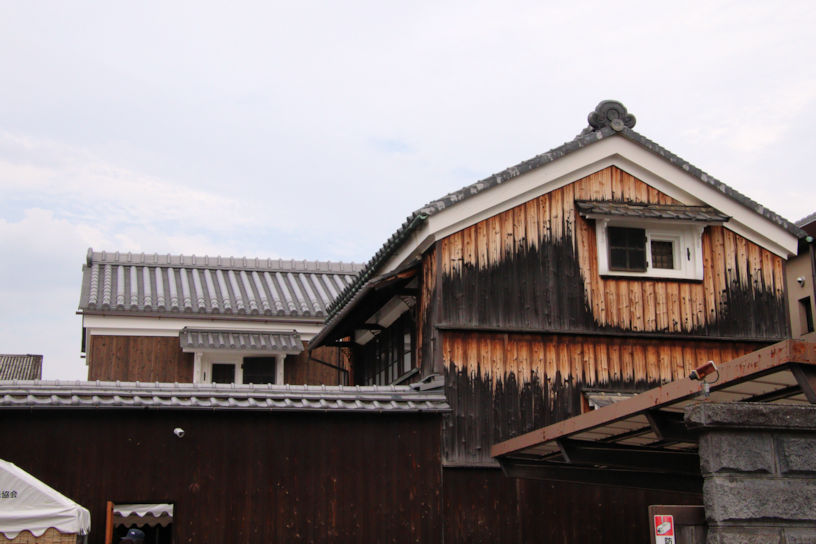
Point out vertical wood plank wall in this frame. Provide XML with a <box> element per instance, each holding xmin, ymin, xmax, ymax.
<box><xmin>87</xmin><ymin>336</ymin><xmax>194</xmax><ymax>382</ymax></box>
<box><xmin>422</xmin><ymin>166</ymin><xmax>788</xmax><ymax>464</ymax></box>
<box><xmin>435</xmin><ymin>166</ymin><xmax>787</xmax><ymax>338</ymax></box>
<box><xmin>0</xmin><ymin>410</ymin><xmax>443</xmax><ymax>544</ymax></box>
<box><xmin>441</xmin><ymin>332</ymin><xmax>757</xmax><ymax>464</ymax></box>
<box><xmin>285</xmin><ymin>345</ymin><xmax>351</xmax><ymax>385</ymax></box>
<box><xmin>89</xmin><ymin>335</ymin><xmax>349</xmax><ymax>385</ymax></box>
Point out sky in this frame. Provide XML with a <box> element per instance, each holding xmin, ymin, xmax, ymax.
<box><xmin>1</xmin><ymin>1</ymin><xmax>815</xmax><ymax>380</ymax></box>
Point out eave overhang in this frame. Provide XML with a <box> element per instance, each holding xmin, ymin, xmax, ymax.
<box><xmin>310</xmin><ymin>261</ymin><xmax>419</xmax><ymax>349</ymax></box>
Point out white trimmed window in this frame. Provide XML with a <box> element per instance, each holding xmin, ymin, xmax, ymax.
<box><xmin>594</xmin><ymin>218</ymin><xmax>705</xmax><ymax>280</ymax></box>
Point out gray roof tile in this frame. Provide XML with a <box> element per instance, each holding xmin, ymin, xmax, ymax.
<box><xmin>179</xmin><ymin>328</ymin><xmax>303</xmax><ymax>354</ymax></box>
<box><xmin>0</xmin><ymin>381</ymin><xmax>450</xmax><ymax>413</ymax></box>
<box><xmin>80</xmin><ymin>249</ymin><xmax>364</xmax><ymax>320</ymax></box>
<box><xmin>0</xmin><ymin>355</ymin><xmax>43</xmax><ymax>380</ymax></box>
<box><xmin>574</xmin><ymin>200</ymin><xmax>730</xmax><ymax>222</ymax></box>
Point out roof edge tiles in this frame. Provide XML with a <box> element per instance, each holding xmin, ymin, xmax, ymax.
<box><xmin>179</xmin><ymin>328</ymin><xmax>303</xmax><ymax>354</ymax></box>
<box><xmin>0</xmin><ymin>381</ymin><xmax>451</xmax><ymax>413</ymax></box>
<box><xmin>323</xmin><ymin>100</ymin><xmax>806</xmax><ymax>322</ymax></box>
<box><xmin>86</xmin><ymin>248</ymin><xmax>364</xmax><ymax>274</ymax></box>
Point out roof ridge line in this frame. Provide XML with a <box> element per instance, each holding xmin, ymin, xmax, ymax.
<box><xmin>85</xmin><ymin>248</ymin><xmax>364</xmax><ymax>274</ymax></box>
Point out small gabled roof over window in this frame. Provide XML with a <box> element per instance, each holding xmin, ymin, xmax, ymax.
<box><xmin>179</xmin><ymin>328</ymin><xmax>303</xmax><ymax>354</ymax></box>
<box><xmin>575</xmin><ymin>200</ymin><xmax>730</xmax><ymax>223</ymax></box>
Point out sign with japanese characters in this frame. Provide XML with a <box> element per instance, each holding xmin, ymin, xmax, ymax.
<box><xmin>653</xmin><ymin>514</ymin><xmax>675</xmax><ymax>544</ymax></box>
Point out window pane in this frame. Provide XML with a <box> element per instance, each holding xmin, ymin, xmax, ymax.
<box><xmin>243</xmin><ymin>357</ymin><xmax>277</xmax><ymax>384</ymax></box>
<box><xmin>651</xmin><ymin>240</ymin><xmax>674</xmax><ymax>269</ymax></box>
<box><xmin>608</xmin><ymin>227</ymin><xmax>646</xmax><ymax>271</ymax></box>
<box><xmin>211</xmin><ymin>364</ymin><xmax>235</xmax><ymax>384</ymax></box>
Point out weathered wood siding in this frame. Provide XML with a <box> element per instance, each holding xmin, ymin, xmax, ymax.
<box><xmin>87</xmin><ymin>335</ymin><xmax>194</xmax><ymax>382</ymax></box>
<box><xmin>0</xmin><ymin>410</ymin><xmax>443</xmax><ymax>544</ymax></box>
<box><xmin>285</xmin><ymin>344</ymin><xmax>351</xmax><ymax>385</ymax></box>
<box><xmin>419</xmin><ymin>165</ymin><xmax>787</xmax><ymax>464</ymax></box>
<box><xmin>443</xmin><ymin>467</ymin><xmax>702</xmax><ymax>543</ymax></box>
<box><xmin>442</xmin><ymin>332</ymin><xmax>757</xmax><ymax>464</ymax></box>
<box><xmin>436</xmin><ymin>166</ymin><xmax>787</xmax><ymax>339</ymax></box>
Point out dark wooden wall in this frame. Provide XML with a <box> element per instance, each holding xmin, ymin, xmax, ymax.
<box><xmin>443</xmin><ymin>467</ymin><xmax>702</xmax><ymax>543</ymax></box>
<box><xmin>87</xmin><ymin>336</ymin><xmax>194</xmax><ymax>382</ymax></box>
<box><xmin>442</xmin><ymin>332</ymin><xmax>757</xmax><ymax>464</ymax></box>
<box><xmin>88</xmin><ymin>336</ymin><xmax>349</xmax><ymax>385</ymax></box>
<box><xmin>285</xmin><ymin>344</ymin><xmax>351</xmax><ymax>385</ymax></box>
<box><xmin>0</xmin><ymin>410</ymin><xmax>443</xmax><ymax>544</ymax></box>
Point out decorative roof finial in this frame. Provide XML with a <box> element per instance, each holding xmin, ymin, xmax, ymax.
<box><xmin>587</xmin><ymin>100</ymin><xmax>636</xmax><ymax>132</ymax></box>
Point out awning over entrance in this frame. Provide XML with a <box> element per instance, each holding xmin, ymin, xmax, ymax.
<box><xmin>491</xmin><ymin>339</ymin><xmax>816</xmax><ymax>492</ymax></box>
<box><xmin>113</xmin><ymin>503</ymin><xmax>174</xmax><ymax>528</ymax></box>
<box><xmin>180</xmin><ymin>328</ymin><xmax>303</xmax><ymax>354</ymax></box>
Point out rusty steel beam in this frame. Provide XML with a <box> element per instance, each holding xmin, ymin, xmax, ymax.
<box><xmin>791</xmin><ymin>364</ymin><xmax>816</xmax><ymax>403</ymax></box>
<box><xmin>491</xmin><ymin>339</ymin><xmax>816</xmax><ymax>458</ymax></box>
<box><xmin>646</xmin><ymin>410</ymin><xmax>694</xmax><ymax>442</ymax></box>
<box><xmin>556</xmin><ymin>438</ymin><xmax>700</xmax><ymax>474</ymax></box>
<box><xmin>499</xmin><ymin>459</ymin><xmax>703</xmax><ymax>493</ymax></box>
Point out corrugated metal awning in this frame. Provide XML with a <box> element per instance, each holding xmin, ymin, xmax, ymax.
<box><xmin>179</xmin><ymin>328</ymin><xmax>303</xmax><ymax>354</ymax></box>
<box><xmin>491</xmin><ymin>339</ymin><xmax>816</xmax><ymax>492</ymax></box>
<box><xmin>575</xmin><ymin>200</ymin><xmax>730</xmax><ymax>222</ymax></box>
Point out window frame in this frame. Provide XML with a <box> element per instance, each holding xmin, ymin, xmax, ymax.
<box><xmin>594</xmin><ymin>218</ymin><xmax>705</xmax><ymax>280</ymax></box>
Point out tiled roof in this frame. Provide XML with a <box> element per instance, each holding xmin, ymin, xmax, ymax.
<box><xmin>796</xmin><ymin>211</ymin><xmax>816</xmax><ymax>232</ymax></box>
<box><xmin>0</xmin><ymin>381</ymin><xmax>450</xmax><ymax>413</ymax></box>
<box><xmin>325</xmin><ymin>101</ymin><xmax>806</xmax><ymax>321</ymax></box>
<box><xmin>180</xmin><ymin>328</ymin><xmax>303</xmax><ymax>354</ymax></box>
<box><xmin>79</xmin><ymin>249</ymin><xmax>364</xmax><ymax>319</ymax></box>
<box><xmin>574</xmin><ymin>200</ymin><xmax>730</xmax><ymax>222</ymax></box>
<box><xmin>0</xmin><ymin>355</ymin><xmax>43</xmax><ymax>380</ymax></box>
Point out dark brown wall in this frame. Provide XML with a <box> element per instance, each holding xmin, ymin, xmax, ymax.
<box><xmin>87</xmin><ymin>335</ymin><xmax>194</xmax><ymax>382</ymax></box>
<box><xmin>285</xmin><ymin>345</ymin><xmax>351</xmax><ymax>385</ymax></box>
<box><xmin>442</xmin><ymin>332</ymin><xmax>758</xmax><ymax>464</ymax></box>
<box><xmin>443</xmin><ymin>467</ymin><xmax>702</xmax><ymax>543</ymax></box>
<box><xmin>0</xmin><ymin>409</ymin><xmax>443</xmax><ymax>544</ymax></box>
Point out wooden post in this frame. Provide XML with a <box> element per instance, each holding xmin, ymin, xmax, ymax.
<box><xmin>105</xmin><ymin>501</ymin><xmax>114</xmax><ymax>544</ymax></box>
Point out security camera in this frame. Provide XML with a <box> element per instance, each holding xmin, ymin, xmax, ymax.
<box><xmin>797</xmin><ymin>276</ymin><xmax>806</xmax><ymax>287</ymax></box>
<box><xmin>689</xmin><ymin>361</ymin><xmax>718</xmax><ymax>381</ymax></box>
<box><xmin>173</xmin><ymin>427</ymin><xmax>185</xmax><ymax>438</ymax></box>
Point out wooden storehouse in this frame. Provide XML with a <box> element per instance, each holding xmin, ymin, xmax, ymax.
<box><xmin>78</xmin><ymin>250</ymin><xmax>362</xmax><ymax>385</ymax></box>
<box><xmin>309</xmin><ymin>100</ymin><xmax>806</xmax><ymax>538</ymax></box>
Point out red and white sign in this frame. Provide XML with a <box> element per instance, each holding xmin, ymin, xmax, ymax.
<box><xmin>653</xmin><ymin>514</ymin><xmax>674</xmax><ymax>544</ymax></box>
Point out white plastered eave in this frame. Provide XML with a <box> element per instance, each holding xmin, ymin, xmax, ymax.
<box><xmin>380</xmin><ymin>136</ymin><xmax>798</xmax><ymax>275</ymax></box>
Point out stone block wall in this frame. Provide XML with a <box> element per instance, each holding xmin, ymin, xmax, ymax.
<box><xmin>686</xmin><ymin>402</ymin><xmax>816</xmax><ymax>544</ymax></box>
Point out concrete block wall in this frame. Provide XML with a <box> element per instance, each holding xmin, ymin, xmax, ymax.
<box><xmin>686</xmin><ymin>403</ymin><xmax>816</xmax><ymax>544</ymax></box>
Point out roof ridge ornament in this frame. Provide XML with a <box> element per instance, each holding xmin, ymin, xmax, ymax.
<box><xmin>587</xmin><ymin>100</ymin><xmax>636</xmax><ymax>131</ymax></box>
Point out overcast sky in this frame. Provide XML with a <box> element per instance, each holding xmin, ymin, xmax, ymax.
<box><xmin>2</xmin><ymin>1</ymin><xmax>815</xmax><ymax>380</ymax></box>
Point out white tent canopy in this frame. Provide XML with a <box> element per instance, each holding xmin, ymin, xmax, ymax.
<box><xmin>0</xmin><ymin>459</ymin><xmax>90</xmax><ymax>539</ymax></box>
